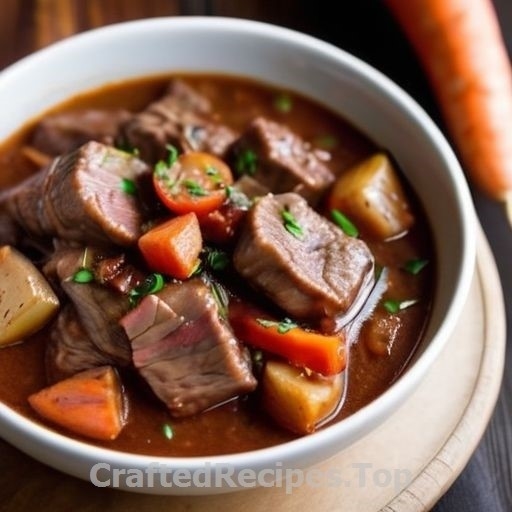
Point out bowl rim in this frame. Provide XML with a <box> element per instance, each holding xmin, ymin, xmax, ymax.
<box><xmin>0</xmin><ymin>15</ymin><xmax>477</xmax><ymax>482</ymax></box>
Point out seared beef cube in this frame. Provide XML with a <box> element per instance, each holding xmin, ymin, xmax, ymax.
<box><xmin>233</xmin><ymin>193</ymin><xmax>375</xmax><ymax>325</ymax></box>
<box><xmin>120</xmin><ymin>279</ymin><xmax>257</xmax><ymax>417</ymax></box>
<box><xmin>94</xmin><ymin>254</ymin><xmax>144</xmax><ymax>294</ymax></box>
<box><xmin>31</xmin><ymin>109</ymin><xmax>131</xmax><ymax>156</ymax></box>
<box><xmin>119</xmin><ymin>79</ymin><xmax>237</xmax><ymax>163</ymax></box>
<box><xmin>228</xmin><ymin>117</ymin><xmax>335</xmax><ymax>203</ymax></box>
<box><xmin>46</xmin><ymin>306</ymin><xmax>117</xmax><ymax>382</ymax></box>
<box><xmin>2</xmin><ymin>141</ymin><xmax>149</xmax><ymax>247</ymax></box>
<box><xmin>44</xmin><ymin>248</ymin><xmax>132</xmax><ymax>366</ymax></box>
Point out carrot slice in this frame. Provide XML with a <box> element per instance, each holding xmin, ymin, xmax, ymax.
<box><xmin>138</xmin><ymin>212</ymin><xmax>202</xmax><ymax>279</ymax></box>
<box><xmin>229</xmin><ymin>304</ymin><xmax>346</xmax><ymax>376</ymax></box>
<box><xmin>28</xmin><ymin>366</ymin><xmax>126</xmax><ymax>441</ymax></box>
<box><xmin>385</xmin><ymin>0</ymin><xmax>512</xmax><ymax>217</ymax></box>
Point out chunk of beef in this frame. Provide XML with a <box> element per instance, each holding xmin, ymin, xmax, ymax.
<box><xmin>227</xmin><ymin>117</ymin><xmax>335</xmax><ymax>203</ymax></box>
<box><xmin>46</xmin><ymin>306</ymin><xmax>116</xmax><ymax>382</ymax></box>
<box><xmin>119</xmin><ymin>79</ymin><xmax>237</xmax><ymax>163</ymax></box>
<box><xmin>120</xmin><ymin>279</ymin><xmax>257</xmax><ymax>417</ymax></box>
<box><xmin>0</xmin><ymin>207</ymin><xmax>21</xmax><ymax>247</ymax></box>
<box><xmin>233</xmin><ymin>193</ymin><xmax>375</xmax><ymax>325</ymax></box>
<box><xmin>94</xmin><ymin>254</ymin><xmax>144</xmax><ymax>294</ymax></box>
<box><xmin>1</xmin><ymin>141</ymin><xmax>149</xmax><ymax>247</ymax></box>
<box><xmin>31</xmin><ymin>109</ymin><xmax>132</xmax><ymax>156</ymax></box>
<box><xmin>44</xmin><ymin>248</ymin><xmax>132</xmax><ymax>366</ymax></box>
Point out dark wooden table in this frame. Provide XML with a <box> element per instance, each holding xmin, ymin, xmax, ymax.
<box><xmin>0</xmin><ymin>1</ymin><xmax>510</xmax><ymax>510</ymax></box>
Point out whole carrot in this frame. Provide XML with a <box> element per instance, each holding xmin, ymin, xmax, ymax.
<box><xmin>385</xmin><ymin>0</ymin><xmax>512</xmax><ymax>220</ymax></box>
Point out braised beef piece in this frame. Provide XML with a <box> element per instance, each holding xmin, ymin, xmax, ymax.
<box><xmin>45</xmin><ymin>306</ymin><xmax>117</xmax><ymax>382</ymax></box>
<box><xmin>31</xmin><ymin>109</ymin><xmax>132</xmax><ymax>156</ymax></box>
<box><xmin>1</xmin><ymin>141</ymin><xmax>149</xmax><ymax>247</ymax></box>
<box><xmin>44</xmin><ymin>248</ymin><xmax>132</xmax><ymax>367</ymax></box>
<box><xmin>118</xmin><ymin>79</ymin><xmax>237</xmax><ymax>163</ymax></box>
<box><xmin>95</xmin><ymin>254</ymin><xmax>144</xmax><ymax>294</ymax></box>
<box><xmin>227</xmin><ymin>117</ymin><xmax>335</xmax><ymax>204</ymax></box>
<box><xmin>120</xmin><ymin>278</ymin><xmax>257</xmax><ymax>417</ymax></box>
<box><xmin>0</xmin><ymin>207</ymin><xmax>21</xmax><ymax>247</ymax></box>
<box><xmin>233</xmin><ymin>193</ymin><xmax>375</xmax><ymax>326</ymax></box>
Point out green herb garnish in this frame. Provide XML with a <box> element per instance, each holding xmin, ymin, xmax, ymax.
<box><xmin>313</xmin><ymin>134</ymin><xmax>338</xmax><ymax>150</ymax></box>
<box><xmin>235</xmin><ymin>149</ymin><xmax>258</xmax><ymax>176</ymax></box>
<box><xmin>72</xmin><ymin>268</ymin><xmax>94</xmax><ymax>284</ymax></box>
<box><xmin>164</xmin><ymin>144</ymin><xmax>178</xmax><ymax>167</ymax></box>
<box><xmin>183</xmin><ymin>180</ymin><xmax>208</xmax><ymax>197</ymax></box>
<box><xmin>281</xmin><ymin>207</ymin><xmax>304</xmax><ymax>239</ymax></box>
<box><xmin>162</xmin><ymin>423</ymin><xmax>173</xmax><ymax>440</ymax></box>
<box><xmin>206</xmin><ymin>248</ymin><xmax>229</xmax><ymax>271</ymax></box>
<box><xmin>273</xmin><ymin>93</ymin><xmax>293</xmax><ymax>113</ymax></box>
<box><xmin>403</xmin><ymin>258</ymin><xmax>428</xmax><ymax>275</ymax></box>
<box><xmin>154</xmin><ymin>144</ymin><xmax>179</xmax><ymax>179</ymax></box>
<box><xmin>331</xmin><ymin>209</ymin><xmax>359</xmax><ymax>237</ymax></box>
<box><xmin>210</xmin><ymin>281</ymin><xmax>229</xmax><ymax>319</ymax></box>
<box><xmin>120</xmin><ymin>177</ymin><xmax>137</xmax><ymax>196</ymax></box>
<box><xmin>205</xmin><ymin>165</ymin><xmax>222</xmax><ymax>184</ymax></box>
<box><xmin>128</xmin><ymin>273</ymin><xmax>165</xmax><ymax>306</ymax></box>
<box><xmin>256</xmin><ymin>317</ymin><xmax>298</xmax><ymax>334</ymax></box>
<box><xmin>383</xmin><ymin>299</ymin><xmax>419</xmax><ymax>314</ymax></box>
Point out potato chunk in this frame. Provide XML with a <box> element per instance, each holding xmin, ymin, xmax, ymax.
<box><xmin>327</xmin><ymin>152</ymin><xmax>415</xmax><ymax>240</ymax></box>
<box><xmin>262</xmin><ymin>360</ymin><xmax>344</xmax><ymax>434</ymax></box>
<box><xmin>0</xmin><ymin>245</ymin><xmax>59</xmax><ymax>346</ymax></box>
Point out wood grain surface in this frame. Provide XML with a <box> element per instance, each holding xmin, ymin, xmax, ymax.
<box><xmin>0</xmin><ymin>1</ymin><xmax>511</xmax><ymax>511</ymax></box>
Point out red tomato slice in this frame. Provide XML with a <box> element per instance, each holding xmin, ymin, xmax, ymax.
<box><xmin>153</xmin><ymin>151</ymin><xmax>233</xmax><ymax>216</ymax></box>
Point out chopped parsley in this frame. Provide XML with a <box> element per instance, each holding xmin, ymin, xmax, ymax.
<box><xmin>273</xmin><ymin>92</ymin><xmax>293</xmax><ymax>113</ymax></box>
<box><xmin>281</xmin><ymin>207</ymin><xmax>304</xmax><ymax>239</ymax></box>
<box><xmin>257</xmin><ymin>317</ymin><xmax>298</xmax><ymax>334</ymax></box>
<box><xmin>383</xmin><ymin>299</ymin><xmax>419</xmax><ymax>314</ymax></box>
<box><xmin>210</xmin><ymin>281</ymin><xmax>229</xmax><ymax>319</ymax></box>
<box><xmin>154</xmin><ymin>144</ymin><xmax>179</xmax><ymax>179</ymax></box>
<box><xmin>183</xmin><ymin>179</ymin><xmax>208</xmax><ymax>197</ymax></box>
<box><xmin>331</xmin><ymin>209</ymin><xmax>359</xmax><ymax>237</ymax></box>
<box><xmin>403</xmin><ymin>258</ymin><xmax>429</xmax><ymax>275</ymax></box>
<box><xmin>206</xmin><ymin>248</ymin><xmax>229</xmax><ymax>271</ymax></box>
<box><xmin>128</xmin><ymin>273</ymin><xmax>165</xmax><ymax>307</ymax></box>
<box><xmin>162</xmin><ymin>423</ymin><xmax>173</xmax><ymax>440</ymax></box>
<box><xmin>205</xmin><ymin>165</ymin><xmax>222</xmax><ymax>184</ymax></box>
<box><xmin>72</xmin><ymin>268</ymin><xmax>94</xmax><ymax>284</ymax></box>
<box><xmin>120</xmin><ymin>177</ymin><xmax>137</xmax><ymax>196</ymax></box>
<box><xmin>235</xmin><ymin>149</ymin><xmax>258</xmax><ymax>176</ymax></box>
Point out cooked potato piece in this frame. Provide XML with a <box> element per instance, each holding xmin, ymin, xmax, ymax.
<box><xmin>262</xmin><ymin>360</ymin><xmax>344</xmax><ymax>434</ymax></box>
<box><xmin>0</xmin><ymin>245</ymin><xmax>60</xmax><ymax>346</ymax></box>
<box><xmin>327</xmin><ymin>152</ymin><xmax>415</xmax><ymax>240</ymax></box>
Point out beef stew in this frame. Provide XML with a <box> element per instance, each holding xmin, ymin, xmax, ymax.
<box><xmin>0</xmin><ymin>74</ymin><xmax>435</xmax><ymax>456</ymax></box>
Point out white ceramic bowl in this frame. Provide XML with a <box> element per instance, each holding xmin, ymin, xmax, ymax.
<box><xmin>0</xmin><ymin>17</ymin><xmax>476</xmax><ymax>495</ymax></box>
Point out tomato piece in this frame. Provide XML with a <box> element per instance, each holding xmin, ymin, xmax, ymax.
<box><xmin>153</xmin><ymin>151</ymin><xmax>233</xmax><ymax>216</ymax></box>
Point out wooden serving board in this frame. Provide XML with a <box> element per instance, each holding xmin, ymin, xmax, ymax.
<box><xmin>0</xmin><ymin>224</ymin><xmax>505</xmax><ymax>512</ymax></box>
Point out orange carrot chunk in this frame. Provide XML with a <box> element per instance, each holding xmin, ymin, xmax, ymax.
<box><xmin>138</xmin><ymin>212</ymin><xmax>202</xmax><ymax>279</ymax></box>
<box><xmin>386</xmin><ymin>0</ymin><xmax>512</xmax><ymax>212</ymax></box>
<box><xmin>229</xmin><ymin>304</ymin><xmax>346</xmax><ymax>376</ymax></box>
<box><xmin>28</xmin><ymin>366</ymin><xmax>126</xmax><ymax>441</ymax></box>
